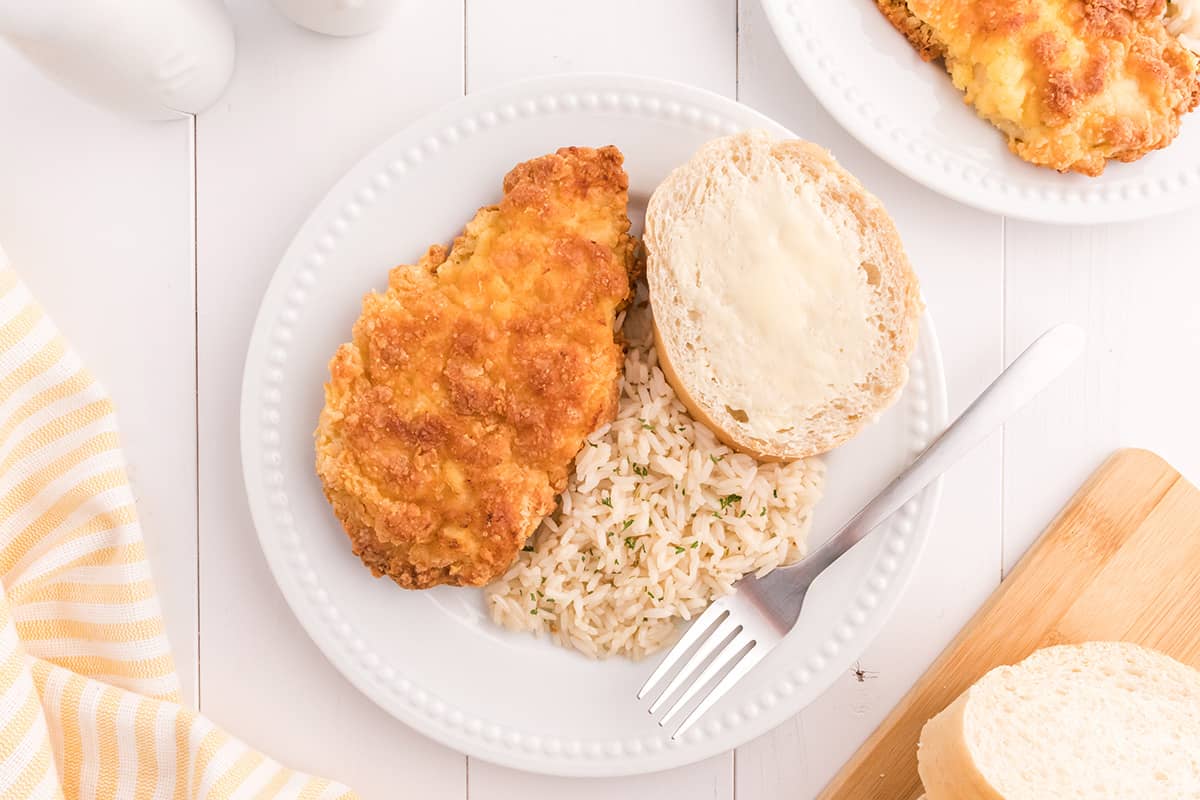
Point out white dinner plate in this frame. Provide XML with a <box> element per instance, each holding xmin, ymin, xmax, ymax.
<box><xmin>241</xmin><ymin>73</ymin><xmax>947</xmax><ymax>776</ymax></box>
<box><xmin>761</xmin><ymin>0</ymin><xmax>1200</xmax><ymax>223</ymax></box>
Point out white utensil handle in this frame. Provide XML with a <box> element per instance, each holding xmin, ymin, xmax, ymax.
<box><xmin>806</xmin><ymin>324</ymin><xmax>1086</xmax><ymax>575</ymax></box>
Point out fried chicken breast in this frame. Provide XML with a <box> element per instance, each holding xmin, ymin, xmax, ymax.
<box><xmin>316</xmin><ymin>146</ymin><xmax>638</xmax><ymax>589</ymax></box>
<box><xmin>877</xmin><ymin>0</ymin><xmax>1200</xmax><ymax>175</ymax></box>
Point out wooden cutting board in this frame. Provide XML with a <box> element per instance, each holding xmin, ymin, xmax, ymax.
<box><xmin>819</xmin><ymin>448</ymin><xmax>1200</xmax><ymax>800</ymax></box>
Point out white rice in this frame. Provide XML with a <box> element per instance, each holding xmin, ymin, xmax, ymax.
<box><xmin>485</xmin><ymin>301</ymin><xmax>825</xmax><ymax>660</ymax></box>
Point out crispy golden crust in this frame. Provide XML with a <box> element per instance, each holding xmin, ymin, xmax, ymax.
<box><xmin>878</xmin><ymin>0</ymin><xmax>1200</xmax><ymax>175</ymax></box>
<box><xmin>875</xmin><ymin>0</ymin><xmax>946</xmax><ymax>61</ymax></box>
<box><xmin>315</xmin><ymin>146</ymin><xmax>638</xmax><ymax>589</ymax></box>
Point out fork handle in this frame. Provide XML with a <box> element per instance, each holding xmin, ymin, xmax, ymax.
<box><xmin>800</xmin><ymin>323</ymin><xmax>1086</xmax><ymax>577</ymax></box>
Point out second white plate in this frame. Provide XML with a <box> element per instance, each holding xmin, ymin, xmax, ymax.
<box><xmin>240</xmin><ymin>74</ymin><xmax>947</xmax><ymax>776</ymax></box>
<box><xmin>761</xmin><ymin>0</ymin><xmax>1200</xmax><ymax>223</ymax></box>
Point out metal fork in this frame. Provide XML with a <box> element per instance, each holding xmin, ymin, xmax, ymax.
<box><xmin>638</xmin><ymin>324</ymin><xmax>1086</xmax><ymax>738</ymax></box>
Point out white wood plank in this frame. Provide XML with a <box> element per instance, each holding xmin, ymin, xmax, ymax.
<box><xmin>194</xmin><ymin>2</ymin><xmax>466</xmax><ymax>796</ymax></box>
<box><xmin>1003</xmin><ymin>211</ymin><xmax>1200</xmax><ymax>573</ymax></box>
<box><xmin>0</xmin><ymin>44</ymin><xmax>198</xmax><ymax>701</ymax></box>
<box><xmin>469</xmin><ymin>757</ymin><xmax>734</xmax><ymax>800</ymax></box>
<box><xmin>735</xmin><ymin>3</ymin><xmax>1005</xmax><ymax>797</ymax></box>
<box><xmin>466</xmin><ymin>0</ymin><xmax>737</xmax><ymax>95</ymax></box>
<box><xmin>464</xmin><ymin>1</ymin><xmax>737</xmax><ymax>797</ymax></box>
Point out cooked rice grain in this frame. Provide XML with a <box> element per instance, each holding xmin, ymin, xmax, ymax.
<box><xmin>485</xmin><ymin>305</ymin><xmax>824</xmax><ymax>659</ymax></box>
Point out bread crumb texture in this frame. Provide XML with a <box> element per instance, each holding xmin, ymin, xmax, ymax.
<box><xmin>878</xmin><ymin>0</ymin><xmax>1200</xmax><ymax>174</ymax></box>
<box><xmin>918</xmin><ymin>641</ymin><xmax>1200</xmax><ymax>799</ymax></box>
<box><xmin>315</xmin><ymin>146</ymin><xmax>639</xmax><ymax>589</ymax></box>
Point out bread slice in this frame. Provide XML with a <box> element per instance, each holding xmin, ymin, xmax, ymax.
<box><xmin>918</xmin><ymin>642</ymin><xmax>1200</xmax><ymax>800</ymax></box>
<box><xmin>644</xmin><ymin>131</ymin><xmax>922</xmax><ymax>461</ymax></box>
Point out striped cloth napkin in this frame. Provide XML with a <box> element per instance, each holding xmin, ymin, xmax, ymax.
<box><xmin>0</xmin><ymin>247</ymin><xmax>357</xmax><ymax>800</ymax></box>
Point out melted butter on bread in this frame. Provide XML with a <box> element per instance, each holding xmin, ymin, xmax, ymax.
<box><xmin>645</xmin><ymin>131</ymin><xmax>922</xmax><ymax>461</ymax></box>
<box><xmin>664</xmin><ymin>158</ymin><xmax>874</xmax><ymax>439</ymax></box>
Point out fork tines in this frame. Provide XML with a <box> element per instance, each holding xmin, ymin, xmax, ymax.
<box><xmin>637</xmin><ymin>600</ymin><xmax>767</xmax><ymax>739</ymax></box>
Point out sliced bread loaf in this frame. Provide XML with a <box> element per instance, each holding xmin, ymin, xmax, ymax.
<box><xmin>644</xmin><ymin>131</ymin><xmax>921</xmax><ymax>460</ymax></box>
<box><xmin>918</xmin><ymin>641</ymin><xmax>1200</xmax><ymax>799</ymax></box>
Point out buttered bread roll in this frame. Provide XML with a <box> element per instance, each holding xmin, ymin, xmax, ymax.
<box><xmin>644</xmin><ymin>131</ymin><xmax>922</xmax><ymax>460</ymax></box>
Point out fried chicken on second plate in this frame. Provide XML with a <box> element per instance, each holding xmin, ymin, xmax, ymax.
<box><xmin>316</xmin><ymin>146</ymin><xmax>638</xmax><ymax>589</ymax></box>
<box><xmin>879</xmin><ymin>0</ymin><xmax>1200</xmax><ymax>175</ymax></box>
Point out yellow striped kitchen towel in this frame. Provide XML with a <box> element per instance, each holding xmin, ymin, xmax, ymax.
<box><xmin>0</xmin><ymin>246</ymin><xmax>357</xmax><ymax>800</ymax></box>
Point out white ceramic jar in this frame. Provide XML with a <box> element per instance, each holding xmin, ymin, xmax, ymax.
<box><xmin>271</xmin><ymin>0</ymin><xmax>401</xmax><ymax>37</ymax></box>
<box><xmin>0</xmin><ymin>0</ymin><xmax>235</xmax><ymax>120</ymax></box>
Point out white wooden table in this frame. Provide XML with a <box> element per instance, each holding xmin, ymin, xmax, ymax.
<box><xmin>2</xmin><ymin>2</ymin><xmax>1198</xmax><ymax>797</ymax></box>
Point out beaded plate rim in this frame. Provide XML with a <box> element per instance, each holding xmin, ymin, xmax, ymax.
<box><xmin>240</xmin><ymin>73</ymin><xmax>948</xmax><ymax>776</ymax></box>
<box><xmin>760</xmin><ymin>0</ymin><xmax>1200</xmax><ymax>223</ymax></box>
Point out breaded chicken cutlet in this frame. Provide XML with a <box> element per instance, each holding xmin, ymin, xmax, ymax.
<box><xmin>316</xmin><ymin>146</ymin><xmax>639</xmax><ymax>589</ymax></box>
<box><xmin>876</xmin><ymin>0</ymin><xmax>1200</xmax><ymax>175</ymax></box>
